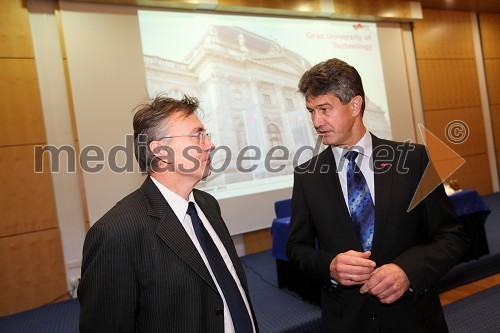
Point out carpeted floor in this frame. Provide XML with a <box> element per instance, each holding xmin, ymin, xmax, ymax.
<box><xmin>0</xmin><ymin>299</ymin><xmax>79</xmax><ymax>333</ymax></box>
<box><xmin>241</xmin><ymin>253</ymin><xmax>321</xmax><ymax>333</ymax></box>
<box><xmin>444</xmin><ymin>284</ymin><xmax>500</xmax><ymax>333</ymax></box>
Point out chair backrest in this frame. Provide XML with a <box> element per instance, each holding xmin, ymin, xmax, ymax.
<box><xmin>274</xmin><ymin>198</ymin><xmax>292</xmax><ymax>218</ymax></box>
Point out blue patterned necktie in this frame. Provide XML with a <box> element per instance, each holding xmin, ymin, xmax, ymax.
<box><xmin>345</xmin><ymin>151</ymin><xmax>375</xmax><ymax>251</ymax></box>
<box><xmin>187</xmin><ymin>202</ymin><xmax>253</xmax><ymax>333</ymax></box>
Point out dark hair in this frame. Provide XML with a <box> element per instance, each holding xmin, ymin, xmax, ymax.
<box><xmin>298</xmin><ymin>58</ymin><xmax>365</xmax><ymax>115</ymax></box>
<box><xmin>133</xmin><ymin>94</ymin><xmax>199</xmax><ymax>173</ymax></box>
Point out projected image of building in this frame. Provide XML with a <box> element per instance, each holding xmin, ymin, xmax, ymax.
<box><xmin>143</xmin><ymin>25</ymin><xmax>391</xmax><ymax>192</ymax></box>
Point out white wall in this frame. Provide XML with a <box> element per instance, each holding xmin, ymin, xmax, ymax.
<box><xmin>27</xmin><ymin>0</ymin><xmax>87</xmax><ymax>290</ymax></box>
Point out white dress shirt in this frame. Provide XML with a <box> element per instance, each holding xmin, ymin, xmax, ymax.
<box><xmin>151</xmin><ymin>177</ymin><xmax>255</xmax><ymax>333</ymax></box>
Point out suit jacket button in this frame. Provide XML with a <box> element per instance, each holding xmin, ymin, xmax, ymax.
<box><xmin>216</xmin><ymin>309</ymin><xmax>223</xmax><ymax>317</ymax></box>
<box><xmin>369</xmin><ymin>313</ymin><xmax>377</xmax><ymax>320</ymax></box>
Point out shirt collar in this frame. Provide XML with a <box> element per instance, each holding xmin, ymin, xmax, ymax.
<box><xmin>331</xmin><ymin>130</ymin><xmax>373</xmax><ymax>168</ymax></box>
<box><xmin>150</xmin><ymin>176</ymin><xmax>195</xmax><ymax>222</ymax></box>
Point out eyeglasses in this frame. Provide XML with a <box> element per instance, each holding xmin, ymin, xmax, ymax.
<box><xmin>158</xmin><ymin>130</ymin><xmax>212</xmax><ymax>144</ymax></box>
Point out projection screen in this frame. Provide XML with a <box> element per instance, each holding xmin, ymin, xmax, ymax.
<box><xmin>138</xmin><ymin>10</ymin><xmax>392</xmax><ymax>200</ymax></box>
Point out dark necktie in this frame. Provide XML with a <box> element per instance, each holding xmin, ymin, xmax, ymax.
<box><xmin>345</xmin><ymin>151</ymin><xmax>375</xmax><ymax>251</ymax></box>
<box><xmin>187</xmin><ymin>202</ymin><xmax>253</xmax><ymax>333</ymax></box>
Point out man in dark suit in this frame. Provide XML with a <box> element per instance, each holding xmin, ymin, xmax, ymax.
<box><xmin>286</xmin><ymin>58</ymin><xmax>469</xmax><ymax>332</ymax></box>
<box><xmin>78</xmin><ymin>95</ymin><xmax>257</xmax><ymax>333</ymax></box>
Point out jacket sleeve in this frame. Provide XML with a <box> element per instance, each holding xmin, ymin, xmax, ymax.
<box><xmin>286</xmin><ymin>171</ymin><xmax>335</xmax><ymax>281</ymax></box>
<box><xmin>391</xmin><ymin>146</ymin><xmax>470</xmax><ymax>296</ymax></box>
<box><xmin>78</xmin><ymin>222</ymin><xmax>138</xmax><ymax>333</ymax></box>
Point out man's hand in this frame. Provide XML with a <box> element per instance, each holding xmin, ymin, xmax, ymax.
<box><xmin>329</xmin><ymin>250</ymin><xmax>376</xmax><ymax>286</ymax></box>
<box><xmin>359</xmin><ymin>263</ymin><xmax>410</xmax><ymax>304</ymax></box>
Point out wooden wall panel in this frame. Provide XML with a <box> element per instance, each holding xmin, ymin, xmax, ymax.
<box><xmin>417</xmin><ymin>59</ymin><xmax>481</xmax><ymax>111</ymax></box>
<box><xmin>0</xmin><ymin>0</ymin><xmax>68</xmax><ymax>316</ymax></box>
<box><xmin>413</xmin><ymin>10</ymin><xmax>474</xmax><ymax>59</ymax></box>
<box><xmin>412</xmin><ymin>9</ymin><xmax>493</xmax><ymax>193</ymax></box>
<box><xmin>424</xmin><ymin>107</ymin><xmax>486</xmax><ymax>157</ymax></box>
<box><xmin>0</xmin><ymin>58</ymin><xmax>46</xmax><ymax>147</ymax></box>
<box><xmin>0</xmin><ymin>145</ymin><xmax>58</xmax><ymax>237</ymax></box>
<box><xmin>0</xmin><ymin>0</ymin><xmax>34</xmax><ymax>58</ymax></box>
<box><xmin>490</xmin><ymin>105</ymin><xmax>500</xmax><ymax>150</ymax></box>
<box><xmin>484</xmin><ymin>59</ymin><xmax>500</xmax><ymax>106</ymax></box>
<box><xmin>479</xmin><ymin>13</ymin><xmax>500</xmax><ymax>58</ymax></box>
<box><xmin>449</xmin><ymin>153</ymin><xmax>492</xmax><ymax>195</ymax></box>
<box><xmin>0</xmin><ymin>229</ymin><xmax>68</xmax><ymax>317</ymax></box>
<box><xmin>243</xmin><ymin>228</ymin><xmax>272</xmax><ymax>255</ymax></box>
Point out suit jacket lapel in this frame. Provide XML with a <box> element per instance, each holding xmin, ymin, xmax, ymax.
<box><xmin>318</xmin><ymin>149</ymin><xmax>363</xmax><ymax>250</ymax></box>
<box><xmin>140</xmin><ymin>177</ymin><xmax>217</xmax><ymax>292</ymax></box>
<box><xmin>371</xmin><ymin>134</ymin><xmax>394</xmax><ymax>256</ymax></box>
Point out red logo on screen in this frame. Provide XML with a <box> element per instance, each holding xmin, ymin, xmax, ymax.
<box><xmin>353</xmin><ymin>23</ymin><xmax>364</xmax><ymax>30</ymax></box>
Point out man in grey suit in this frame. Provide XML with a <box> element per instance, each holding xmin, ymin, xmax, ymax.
<box><xmin>79</xmin><ymin>95</ymin><xmax>257</xmax><ymax>333</ymax></box>
<box><xmin>286</xmin><ymin>58</ymin><xmax>469</xmax><ymax>332</ymax></box>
